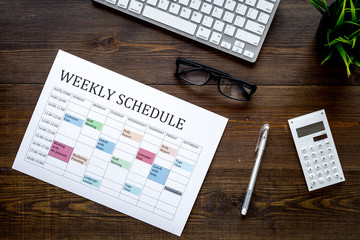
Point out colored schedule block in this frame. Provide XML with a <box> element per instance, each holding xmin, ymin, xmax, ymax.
<box><xmin>63</xmin><ymin>113</ymin><xmax>84</xmax><ymax>127</ymax></box>
<box><xmin>136</xmin><ymin>148</ymin><xmax>156</xmax><ymax>165</ymax></box>
<box><xmin>82</xmin><ymin>175</ymin><xmax>100</xmax><ymax>187</ymax></box>
<box><xmin>148</xmin><ymin>164</ymin><xmax>170</xmax><ymax>185</ymax></box>
<box><xmin>174</xmin><ymin>159</ymin><xmax>194</xmax><ymax>172</ymax></box>
<box><xmin>48</xmin><ymin>140</ymin><xmax>74</xmax><ymax>163</ymax></box>
<box><xmin>111</xmin><ymin>156</ymin><xmax>131</xmax><ymax>170</ymax></box>
<box><xmin>160</xmin><ymin>144</ymin><xmax>177</xmax><ymax>157</ymax></box>
<box><xmin>96</xmin><ymin>138</ymin><xmax>115</xmax><ymax>154</ymax></box>
<box><xmin>122</xmin><ymin>128</ymin><xmax>142</xmax><ymax>143</ymax></box>
<box><xmin>85</xmin><ymin>118</ymin><xmax>103</xmax><ymax>130</ymax></box>
<box><xmin>70</xmin><ymin>152</ymin><xmax>89</xmax><ymax>165</ymax></box>
<box><xmin>123</xmin><ymin>182</ymin><xmax>141</xmax><ymax>196</ymax></box>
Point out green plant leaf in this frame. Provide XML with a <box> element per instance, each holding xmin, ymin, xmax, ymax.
<box><xmin>354</xmin><ymin>60</ymin><xmax>360</xmax><ymax>67</ymax></box>
<box><xmin>321</xmin><ymin>50</ymin><xmax>334</xmax><ymax>65</ymax></box>
<box><xmin>325</xmin><ymin>36</ymin><xmax>354</xmax><ymax>46</ymax></box>
<box><xmin>349</xmin><ymin>0</ymin><xmax>357</xmax><ymax>21</ymax></box>
<box><xmin>336</xmin><ymin>44</ymin><xmax>352</xmax><ymax>77</ymax></box>
<box><xmin>335</xmin><ymin>0</ymin><xmax>347</xmax><ymax>30</ymax></box>
<box><xmin>309</xmin><ymin>0</ymin><xmax>328</xmax><ymax>15</ymax></box>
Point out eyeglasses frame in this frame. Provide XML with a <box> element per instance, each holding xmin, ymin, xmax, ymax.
<box><xmin>174</xmin><ymin>57</ymin><xmax>257</xmax><ymax>101</ymax></box>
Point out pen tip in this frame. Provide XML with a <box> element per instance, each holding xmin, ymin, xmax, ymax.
<box><xmin>241</xmin><ymin>209</ymin><xmax>247</xmax><ymax>215</ymax></box>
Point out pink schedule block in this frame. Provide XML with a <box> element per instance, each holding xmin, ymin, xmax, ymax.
<box><xmin>48</xmin><ymin>140</ymin><xmax>74</xmax><ymax>163</ymax></box>
<box><xmin>136</xmin><ymin>148</ymin><xmax>156</xmax><ymax>165</ymax></box>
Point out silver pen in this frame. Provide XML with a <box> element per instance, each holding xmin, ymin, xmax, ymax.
<box><xmin>241</xmin><ymin>124</ymin><xmax>269</xmax><ymax>215</ymax></box>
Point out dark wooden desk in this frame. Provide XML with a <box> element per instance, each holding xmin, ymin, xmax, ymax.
<box><xmin>1</xmin><ymin>0</ymin><xmax>359</xmax><ymax>239</ymax></box>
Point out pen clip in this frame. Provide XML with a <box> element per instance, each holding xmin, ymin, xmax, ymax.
<box><xmin>255</xmin><ymin>124</ymin><xmax>270</xmax><ymax>152</ymax></box>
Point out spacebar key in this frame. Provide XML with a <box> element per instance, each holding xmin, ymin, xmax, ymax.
<box><xmin>142</xmin><ymin>6</ymin><xmax>197</xmax><ymax>35</ymax></box>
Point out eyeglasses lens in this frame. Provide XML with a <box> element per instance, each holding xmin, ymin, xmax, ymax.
<box><xmin>219</xmin><ymin>78</ymin><xmax>251</xmax><ymax>100</ymax></box>
<box><xmin>178</xmin><ymin>63</ymin><xmax>211</xmax><ymax>85</ymax></box>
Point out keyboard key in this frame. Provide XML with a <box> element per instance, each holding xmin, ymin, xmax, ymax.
<box><xmin>129</xmin><ymin>0</ymin><xmax>144</xmax><ymax>14</ymax></box>
<box><xmin>223</xmin><ymin>11</ymin><xmax>235</xmax><ymax>23</ymax></box>
<box><xmin>221</xmin><ymin>41</ymin><xmax>231</xmax><ymax>49</ymax></box>
<box><xmin>143</xmin><ymin>6</ymin><xmax>197</xmax><ymax>34</ymax></box>
<box><xmin>201</xmin><ymin>3</ymin><xmax>213</xmax><ymax>14</ymax></box>
<box><xmin>224</xmin><ymin>0</ymin><xmax>236</xmax><ymax>11</ymax></box>
<box><xmin>212</xmin><ymin>7</ymin><xmax>223</xmax><ymax>19</ymax></box>
<box><xmin>245</xmin><ymin>20</ymin><xmax>265</xmax><ymax>35</ymax></box>
<box><xmin>146</xmin><ymin>0</ymin><xmax>158</xmax><ymax>6</ymax></box>
<box><xmin>245</xmin><ymin>0</ymin><xmax>256</xmax><ymax>7</ymax></box>
<box><xmin>169</xmin><ymin>3</ymin><xmax>181</xmax><ymax>14</ymax></box>
<box><xmin>235</xmin><ymin>3</ymin><xmax>247</xmax><ymax>15</ymax></box>
<box><xmin>179</xmin><ymin>0</ymin><xmax>189</xmax><ymax>5</ymax></box>
<box><xmin>213</xmin><ymin>0</ymin><xmax>225</xmax><ymax>7</ymax></box>
<box><xmin>210</xmin><ymin>32</ymin><xmax>222</xmax><ymax>45</ymax></box>
<box><xmin>191</xmin><ymin>12</ymin><xmax>203</xmax><ymax>23</ymax></box>
<box><xmin>106</xmin><ymin>0</ymin><xmax>117</xmax><ymax>4</ymax></box>
<box><xmin>196</xmin><ymin>26</ymin><xmax>211</xmax><ymax>40</ymax></box>
<box><xmin>118</xmin><ymin>0</ymin><xmax>130</xmax><ymax>8</ymax></box>
<box><xmin>234</xmin><ymin>40</ymin><xmax>245</xmax><ymax>48</ymax></box>
<box><xmin>258</xmin><ymin>12</ymin><xmax>270</xmax><ymax>24</ymax></box>
<box><xmin>213</xmin><ymin>20</ymin><xmax>225</xmax><ymax>31</ymax></box>
<box><xmin>180</xmin><ymin>7</ymin><xmax>192</xmax><ymax>19</ymax></box>
<box><xmin>190</xmin><ymin>0</ymin><xmax>201</xmax><ymax>10</ymax></box>
<box><xmin>224</xmin><ymin>24</ymin><xmax>236</xmax><ymax>36</ymax></box>
<box><xmin>232</xmin><ymin>45</ymin><xmax>243</xmax><ymax>54</ymax></box>
<box><xmin>158</xmin><ymin>0</ymin><xmax>170</xmax><ymax>10</ymax></box>
<box><xmin>202</xmin><ymin>16</ymin><xmax>214</xmax><ymax>28</ymax></box>
<box><xmin>234</xmin><ymin>16</ymin><xmax>245</xmax><ymax>27</ymax></box>
<box><xmin>235</xmin><ymin>29</ymin><xmax>260</xmax><ymax>46</ymax></box>
<box><xmin>257</xmin><ymin>0</ymin><xmax>274</xmax><ymax>13</ymax></box>
<box><xmin>247</xmin><ymin>8</ymin><xmax>258</xmax><ymax>20</ymax></box>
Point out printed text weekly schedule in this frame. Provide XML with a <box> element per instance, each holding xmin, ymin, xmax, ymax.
<box><xmin>12</xmin><ymin>50</ymin><xmax>228</xmax><ymax>236</ymax></box>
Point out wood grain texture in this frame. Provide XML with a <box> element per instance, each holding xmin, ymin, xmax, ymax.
<box><xmin>1</xmin><ymin>0</ymin><xmax>359</xmax><ymax>239</ymax></box>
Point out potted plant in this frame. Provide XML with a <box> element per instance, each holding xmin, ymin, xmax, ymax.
<box><xmin>310</xmin><ymin>0</ymin><xmax>360</xmax><ymax>77</ymax></box>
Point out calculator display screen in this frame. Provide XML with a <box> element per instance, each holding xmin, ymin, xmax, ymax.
<box><xmin>296</xmin><ymin>121</ymin><xmax>325</xmax><ymax>138</ymax></box>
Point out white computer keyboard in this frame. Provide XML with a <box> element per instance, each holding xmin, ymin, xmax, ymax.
<box><xmin>94</xmin><ymin>0</ymin><xmax>280</xmax><ymax>62</ymax></box>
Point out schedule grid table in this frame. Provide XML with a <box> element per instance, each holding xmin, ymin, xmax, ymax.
<box><xmin>25</xmin><ymin>86</ymin><xmax>203</xmax><ymax>220</ymax></box>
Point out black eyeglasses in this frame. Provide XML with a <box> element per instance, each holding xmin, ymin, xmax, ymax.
<box><xmin>174</xmin><ymin>57</ymin><xmax>257</xmax><ymax>101</ymax></box>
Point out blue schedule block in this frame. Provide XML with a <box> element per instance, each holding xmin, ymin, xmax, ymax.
<box><xmin>174</xmin><ymin>159</ymin><xmax>194</xmax><ymax>173</ymax></box>
<box><xmin>148</xmin><ymin>164</ymin><xmax>170</xmax><ymax>185</ymax></box>
<box><xmin>123</xmin><ymin>183</ymin><xmax>141</xmax><ymax>196</ymax></box>
<box><xmin>96</xmin><ymin>138</ymin><xmax>115</xmax><ymax>154</ymax></box>
<box><xmin>64</xmin><ymin>113</ymin><xmax>84</xmax><ymax>127</ymax></box>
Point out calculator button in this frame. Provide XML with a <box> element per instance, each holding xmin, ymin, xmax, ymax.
<box><xmin>301</xmin><ymin>147</ymin><xmax>306</xmax><ymax>153</ymax></box>
<box><xmin>311</xmin><ymin>152</ymin><xmax>316</xmax><ymax>157</ymax></box>
<box><xmin>327</xmin><ymin>175</ymin><xmax>332</xmax><ymax>181</ymax></box>
<box><xmin>317</xmin><ymin>171</ymin><xmax>322</xmax><ymax>176</ymax></box>
<box><xmin>333</xmin><ymin>166</ymin><xmax>338</xmax><ymax>172</ymax></box>
<box><xmin>323</xmin><ymin>162</ymin><xmax>328</xmax><ymax>168</ymax></box>
<box><xmin>321</xmin><ymin>156</ymin><xmax>326</xmax><ymax>161</ymax></box>
<box><xmin>315</xmin><ymin>165</ymin><xmax>320</xmax><ymax>170</ymax></box>
<box><xmin>304</xmin><ymin>154</ymin><xmax>309</xmax><ymax>160</ymax></box>
<box><xmin>310</xmin><ymin>145</ymin><xmax>314</xmax><ymax>150</ymax></box>
<box><xmin>305</xmin><ymin>161</ymin><xmax>310</xmax><ymax>166</ymax></box>
<box><xmin>317</xmin><ymin>143</ymin><xmax>322</xmax><ymax>148</ymax></box>
<box><xmin>325</xmin><ymin>169</ymin><xmax>330</xmax><ymax>174</ymax></box>
<box><xmin>325</xmin><ymin>141</ymin><xmax>330</xmax><ymax>145</ymax></box>
<box><xmin>309</xmin><ymin>173</ymin><xmax>314</xmax><ymax>179</ymax></box>
<box><xmin>319</xmin><ymin>149</ymin><xmax>324</xmax><ymax>154</ymax></box>
<box><xmin>334</xmin><ymin>173</ymin><xmax>340</xmax><ymax>178</ymax></box>
<box><xmin>311</xmin><ymin>180</ymin><xmax>316</xmax><ymax>185</ymax></box>
<box><xmin>327</xmin><ymin>147</ymin><xmax>332</xmax><ymax>152</ymax></box>
<box><xmin>329</xmin><ymin>154</ymin><xmax>334</xmax><ymax>159</ymax></box>
<box><xmin>319</xmin><ymin>178</ymin><xmax>324</xmax><ymax>183</ymax></box>
<box><xmin>313</xmin><ymin>158</ymin><xmax>318</xmax><ymax>163</ymax></box>
<box><xmin>307</xmin><ymin>167</ymin><xmax>312</xmax><ymax>172</ymax></box>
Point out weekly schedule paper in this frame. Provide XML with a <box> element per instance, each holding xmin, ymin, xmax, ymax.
<box><xmin>12</xmin><ymin>50</ymin><xmax>228</xmax><ymax>236</ymax></box>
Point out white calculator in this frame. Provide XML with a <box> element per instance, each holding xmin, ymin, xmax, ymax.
<box><xmin>288</xmin><ymin>110</ymin><xmax>345</xmax><ymax>191</ymax></box>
